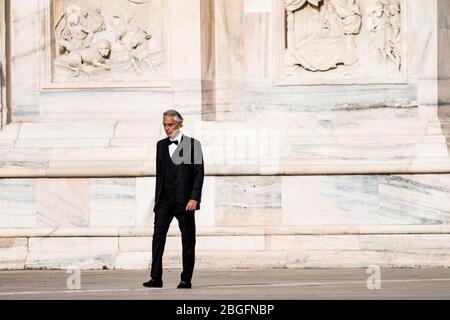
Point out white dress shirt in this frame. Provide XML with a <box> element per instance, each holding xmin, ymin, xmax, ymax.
<box><xmin>168</xmin><ymin>131</ymin><xmax>183</xmax><ymax>158</ymax></box>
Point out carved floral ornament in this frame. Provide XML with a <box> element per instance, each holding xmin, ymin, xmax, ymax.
<box><xmin>283</xmin><ymin>0</ymin><xmax>402</xmax><ymax>77</ymax></box>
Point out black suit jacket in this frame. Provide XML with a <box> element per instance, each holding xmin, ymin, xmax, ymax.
<box><xmin>153</xmin><ymin>134</ymin><xmax>205</xmax><ymax>212</ymax></box>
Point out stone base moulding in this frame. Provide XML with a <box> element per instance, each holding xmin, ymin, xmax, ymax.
<box><xmin>2</xmin><ymin>232</ymin><xmax>450</xmax><ymax>270</ymax></box>
<box><xmin>1</xmin><ymin>173</ymin><xmax>450</xmax><ymax>270</ymax></box>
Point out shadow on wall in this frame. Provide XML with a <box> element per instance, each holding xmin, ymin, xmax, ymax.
<box><xmin>438</xmin><ymin>0</ymin><xmax>450</xmax><ymax>151</ymax></box>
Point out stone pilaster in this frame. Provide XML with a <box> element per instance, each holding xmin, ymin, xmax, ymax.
<box><xmin>438</xmin><ymin>0</ymin><xmax>450</xmax><ymax>150</ymax></box>
<box><xmin>0</xmin><ymin>0</ymin><xmax>7</xmax><ymax>130</ymax></box>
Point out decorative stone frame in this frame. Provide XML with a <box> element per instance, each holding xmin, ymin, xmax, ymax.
<box><xmin>38</xmin><ymin>0</ymin><xmax>172</xmax><ymax>90</ymax></box>
<box><xmin>273</xmin><ymin>0</ymin><xmax>410</xmax><ymax>86</ymax></box>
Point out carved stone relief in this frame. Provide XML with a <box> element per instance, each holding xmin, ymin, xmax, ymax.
<box><xmin>280</xmin><ymin>0</ymin><xmax>405</xmax><ymax>84</ymax></box>
<box><xmin>52</xmin><ymin>0</ymin><xmax>167</xmax><ymax>83</ymax></box>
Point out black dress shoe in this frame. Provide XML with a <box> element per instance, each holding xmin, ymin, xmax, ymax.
<box><xmin>143</xmin><ymin>278</ymin><xmax>163</xmax><ymax>288</ymax></box>
<box><xmin>177</xmin><ymin>281</ymin><xmax>192</xmax><ymax>289</ymax></box>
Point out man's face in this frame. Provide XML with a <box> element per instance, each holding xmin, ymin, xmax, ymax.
<box><xmin>163</xmin><ymin>115</ymin><xmax>182</xmax><ymax>138</ymax></box>
<box><xmin>68</xmin><ymin>13</ymin><xmax>80</xmax><ymax>26</ymax></box>
<box><xmin>98</xmin><ymin>45</ymin><xmax>111</xmax><ymax>58</ymax></box>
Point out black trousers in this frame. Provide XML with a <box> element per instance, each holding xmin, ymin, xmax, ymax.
<box><xmin>150</xmin><ymin>191</ymin><xmax>196</xmax><ymax>282</ymax></box>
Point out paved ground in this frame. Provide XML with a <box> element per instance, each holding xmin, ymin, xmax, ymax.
<box><xmin>0</xmin><ymin>268</ymin><xmax>449</xmax><ymax>300</ymax></box>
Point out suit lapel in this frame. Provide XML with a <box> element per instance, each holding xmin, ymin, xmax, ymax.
<box><xmin>161</xmin><ymin>138</ymin><xmax>170</xmax><ymax>176</ymax></box>
<box><xmin>170</xmin><ymin>134</ymin><xmax>185</xmax><ymax>159</ymax></box>
<box><xmin>175</xmin><ymin>134</ymin><xmax>184</xmax><ymax>158</ymax></box>
<box><xmin>164</xmin><ymin>134</ymin><xmax>186</xmax><ymax>164</ymax></box>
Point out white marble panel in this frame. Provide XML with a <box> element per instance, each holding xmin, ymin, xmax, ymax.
<box><xmin>111</xmin><ymin>122</ymin><xmax>160</xmax><ymax>147</ymax></box>
<box><xmin>0</xmin><ymin>148</ymin><xmax>53</xmax><ymax>172</ymax></box>
<box><xmin>25</xmin><ymin>252</ymin><xmax>117</xmax><ymax>269</ymax></box>
<box><xmin>0</xmin><ymin>124</ymin><xmax>21</xmax><ymax>147</ymax></box>
<box><xmin>378</xmin><ymin>175</ymin><xmax>450</xmax><ymax>225</ymax></box>
<box><xmin>0</xmin><ymin>238</ymin><xmax>28</xmax><ymax>269</ymax></box>
<box><xmin>39</xmin><ymin>91</ymin><xmax>173</xmax><ymax>122</ymax></box>
<box><xmin>216</xmin><ymin>176</ymin><xmax>282</xmax><ymax>226</ymax></box>
<box><xmin>136</xmin><ymin>177</ymin><xmax>155</xmax><ymax>228</ymax></box>
<box><xmin>171</xmin><ymin>0</ymin><xmax>201</xmax><ymax>80</ymax></box>
<box><xmin>195</xmin><ymin>177</ymin><xmax>216</xmax><ymax>227</ymax></box>
<box><xmin>0</xmin><ymin>179</ymin><xmax>36</xmax><ymax>228</ymax></box>
<box><xmin>191</xmin><ymin>251</ymin><xmax>288</xmax><ymax>269</ymax></box>
<box><xmin>14</xmin><ymin>122</ymin><xmax>115</xmax><ymax>148</ymax></box>
<box><xmin>196</xmin><ymin>235</ymin><xmax>265</xmax><ymax>251</ymax></box>
<box><xmin>36</xmin><ymin>179</ymin><xmax>89</xmax><ymax>228</ymax></box>
<box><xmin>216</xmin><ymin>176</ymin><xmax>281</xmax><ymax>209</ymax></box>
<box><xmin>267</xmin><ymin>235</ymin><xmax>360</xmax><ymax>251</ymax></box>
<box><xmin>119</xmin><ymin>237</ymin><xmax>152</xmax><ymax>252</ymax></box>
<box><xmin>115</xmin><ymin>252</ymin><xmax>150</xmax><ymax>270</ymax></box>
<box><xmin>360</xmin><ymin>234</ymin><xmax>450</xmax><ymax>252</ymax></box>
<box><xmin>89</xmin><ymin>178</ymin><xmax>136</xmax><ymax>227</ymax></box>
<box><xmin>10</xmin><ymin>0</ymin><xmax>40</xmax><ymax>122</ymax></box>
<box><xmin>26</xmin><ymin>237</ymin><xmax>118</xmax><ymax>269</ymax></box>
<box><xmin>50</xmin><ymin>147</ymin><xmax>150</xmax><ymax>163</ymax></box>
<box><xmin>282</xmin><ymin>175</ymin><xmax>379</xmax><ymax>226</ymax></box>
<box><xmin>244</xmin><ymin>0</ymin><xmax>271</xmax><ymax>13</ymax></box>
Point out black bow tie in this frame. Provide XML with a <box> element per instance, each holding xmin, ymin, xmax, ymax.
<box><xmin>168</xmin><ymin>140</ymin><xmax>179</xmax><ymax>145</ymax></box>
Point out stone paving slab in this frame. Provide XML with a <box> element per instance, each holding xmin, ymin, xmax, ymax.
<box><xmin>0</xmin><ymin>268</ymin><xmax>450</xmax><ymax>300</ymax></box>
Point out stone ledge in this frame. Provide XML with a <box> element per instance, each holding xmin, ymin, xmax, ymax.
<box><xmin>1</xmin><ymin>119</ymin><xmax>449</xmax><ymax>177</ymax></box>
<box><xmin>1</xmin><ymin>225</ymin><xmax>450</xmax><ymax>238</ymax></box>
<box><xmin>1</xmin><ymin>157</ymin><xmax>450</xmax><ymax>177</ymax></box>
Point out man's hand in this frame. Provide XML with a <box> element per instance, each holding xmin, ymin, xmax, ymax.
<box><xmin>185</xmin><ymin>199</ymin><xmax>198</xmax><ymax>212</ymax></box>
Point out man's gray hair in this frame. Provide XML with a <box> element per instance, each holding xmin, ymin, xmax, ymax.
<box><xmin>163</xmin><ymin>109</ymin><xmax>184</xmax><ymax>124</ymax></box>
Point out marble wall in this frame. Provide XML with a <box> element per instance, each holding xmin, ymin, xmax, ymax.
<box><xmin>0</xmin><ymin>0</ymin><xmax>450</xmax><ymax>269</ymax></box>
<box><xmin>2</xmin><ymin>175</ymin><xmax>449</xmax><ymax>231</ymax></box>
<box><xmin>1</xmin><ymin>175</ymin><xmax>450</xmax><ymax>269</ymax></box>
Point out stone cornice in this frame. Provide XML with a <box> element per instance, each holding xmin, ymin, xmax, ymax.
<box><xmin>1</xmin><ymin>225</ymin><xmax>450</xmax><ymax>238</ymax></box>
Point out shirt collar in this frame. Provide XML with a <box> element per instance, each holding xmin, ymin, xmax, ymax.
<box><xmin>169</xmin><ymin>131</ymin><xmax>183</xmax><ymax>143</ymax></box>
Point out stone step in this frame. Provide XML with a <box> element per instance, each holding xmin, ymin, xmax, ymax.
<box><xmin>2</xmin><ymin>225</ymin><xmax>450</xmax><ymax>238</ymax></box>
<box><xmin>3</xmin><ymin>234</ymin><xmax>450</xmax><ymax>270</ymax></box>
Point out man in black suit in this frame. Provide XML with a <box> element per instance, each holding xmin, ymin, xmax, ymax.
<box><xmin>143</xmin><ymin>110</ymin><xmax>204</xmax><ymax>289</ymax></box>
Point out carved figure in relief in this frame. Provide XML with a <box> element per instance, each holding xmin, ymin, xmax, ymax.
<box><xmin>367</xmin><ymin>0</ymin><xmax>401</xmax><ymax>70</ymax></box>
<box><xmin>367</xmin><ymin>3</ymin><xmax>385</xmax><ymax>54</ymax></box>
<box><xmin>321</xmin><ymin>0</ymin><xmax>362</xmax><ymax>38</ymax></box>
<box><xmin>55</xmin><ymin>5</ymin><xmax>94</xmax><ymax>54</ymax></box>
<box><xmin>110</xmin><ymin>11</ymin><xmax>153</xmax><ymax>73</ymax></box>
<box><xmin>388</xmin><ymin>2</ymin><xmax>401</xmax><ymax>43</ymax></box>
<box><xmin>53</xmin><ymin>0</ymin><xmax>165</xmax><ymax>81</ymax></box>
<box><xmin>286</xmin><ymin>0</ymin><xmax>362</xmax><ymax>72</ymax></box>
<box><xmin>285</xmin><ymin>0</ymin><xmax>321</xmax><ymax>12</ymax></box>
<box><xmin>65</xmin><ymin>39</ymin><xmax>112</xmax><ymax>77</ymax></box>
<box><xmin>87</xmin><ymin>8</ymin><xmax>107</xmax><ymax>34</ymax></box>
<box><xmin>129</xmin><ymin>28</ymin><xmax>153</xmax><ymax>72</ymax></box>
<box><xmin>112</xmin><ymin>12</ymin><xmax>132</xmax><ymax>44</ymax></box>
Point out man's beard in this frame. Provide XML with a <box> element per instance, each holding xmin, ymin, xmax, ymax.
<box><xmin>169</xmin><ymin>129</ymin><xmax>180</xmax><ymax>138</ymax></box>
